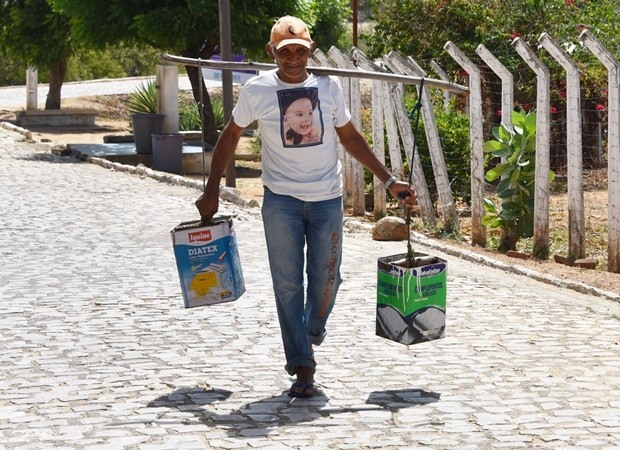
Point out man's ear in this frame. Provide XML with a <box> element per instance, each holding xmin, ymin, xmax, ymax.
<box><xmin>310</xmin><ymin>41</ymin><xmax>317</xmax><ymax>55</ymax></box>
<box><xmin>265</xmin><ymin>44</ymin><xmax>275</xmax><ymax>60</ymax></box>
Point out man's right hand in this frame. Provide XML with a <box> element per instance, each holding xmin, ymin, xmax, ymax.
<box><xmin>195</xmin><ymin>189</ymin><xmax>219</xmax><ymax>222</ymax></box>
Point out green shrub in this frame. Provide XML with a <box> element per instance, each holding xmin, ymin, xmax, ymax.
<box><xmin>178</xmin><ymin>96</ymin><xmax>224</xmax><ymax>132</ymax></box>
<box><xmin>128</xmin><ymin>84</ymin><xmax>225</xmax><ymax>132</ymax></box>
<box><xmin>482</xmin><ymin>110</ymin><xmax>555</xmax><ymax>253</ymax></box>
<box><xmin>0</xmin><ymin>58</ymin><xmax>27</xmax><ymax>86</ymax></box>
<box><xmin>210</xmin><ymin>98</ymin><xmax>224</xmax><ymax>131</ymax></box>
<box><xmin>0</xmin><ymin>43</ymin><xmax>161</xmax><ymax>86</ymax></box>
<box><xmin>414</xmin><ymin>98</ymin><xmax>471</xmax><ymax>204</ymax></box>
<box><xmin>179</xmin><ymin>99</ymin><xmax>200</xmax><ymax>131</ymax></box>
<box><xmin>66</xmin><ymin>49</ymin><xmax>126</xmax><ymax>81</ymax></box>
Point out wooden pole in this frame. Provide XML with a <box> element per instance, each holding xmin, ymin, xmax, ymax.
<box><xmin>159</xmin><ymin>53</ymin><xmax>469</xmax><ymax>94</ymax></box>
<box><xmin>385</xmin><ymin>51</ymin><xmax>460</xmax><ymax>233</ymax></box>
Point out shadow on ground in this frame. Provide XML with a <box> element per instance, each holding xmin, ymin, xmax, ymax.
<box><xmin>145</xmin><ymin>385</ymin><xmax>441</xmax><ymax>437</ymax></box>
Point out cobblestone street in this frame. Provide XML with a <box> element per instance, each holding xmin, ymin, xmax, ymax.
<box><xmin>1</xmin><ymin>127</ymin><xmax>620</xmax><ymax>449</ymax></box>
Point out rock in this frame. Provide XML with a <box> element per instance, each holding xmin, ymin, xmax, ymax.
<box><xmin>554</xmin><ymin>254</ymin><xmax>572</xmax><ymax>266</ymax></box>
<box><xmin>51</xmin><ymin>145</ymin><xmax>70</xmax><ymax>156</ymax></box>
<box><xmin>507</xmin><ymin>250</ymin><xmax>531</xmax><ymax>260</ymax></box>
<box><xmin>573</xmin><ymin>258</ymin><xmax>598</xmax><ymax>270</ymax></box>
<box><xmin>372</xmin><ymin>216</ymin><xmax>408</xmax><ymax>241</ymax></box>
<box><xmin>220</xmin><ymin>186</ymin><xmax>245</xmax><ymax>206</ymax></box>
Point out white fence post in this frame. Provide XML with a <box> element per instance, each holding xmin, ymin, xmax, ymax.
<box><xmin>444</xmin><ymin>41</ymin><xmax>486</xmax><ymax>247</ymax></box>
<box><xmin>384</xmin><ymin>52</ymin><xmax>459</xmax><ymax>232</ymax></box>
<box><xmin>327</xmin><ymin>47</ymin><xmax>365</xmax><ymax>215</ymax></box>
<box><xmin>156</xmin><ymin>64</ymin><xmax>179</xmax><ymax>133</ymax></box>
<box><xmin>312</xmin><ymin>49</ymin><xmax>352</xmax><ymax>203</ymax></box>
<box><xmin>429</xmin><ymin>60</ymin><xmax>452</xmax><ymax>110</ymax></box>
<box><xmin>370</xmin><ymin>75</ymin><xmax>387</xmax><ymax>219</ymax></box>
<box><xmin>352</xmin><ymin>49</ymin><xmax>436</xmax><ymax>226</ymax></box>
<box><xmin>512</xmin><ymin>38</ymin><xmax>551</xmax><ymax>258</ymax></box>
<box><xmin>539</xmin><ymin>33</ymin><xmax>585</xmax><ymax>261</ymax></box>
<box><xmin>475</xmin><ymin>45</ymin><xmax>513</xmax><ymax>130</ymax></box>
<box><xmin>580</xmin><ymin>30</ymin><xmax>620</xmax><ymax>273</ymax></box>
<box><xmin>26</xmin><ymin>68</ymin><xmax>38</xmax><ymax>110</ymax></box>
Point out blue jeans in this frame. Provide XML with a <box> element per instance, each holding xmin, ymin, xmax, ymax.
<box><xmin>261</xmin><ymin>187</ymin><xmax>343</xmax><ymax>376</ymax></box>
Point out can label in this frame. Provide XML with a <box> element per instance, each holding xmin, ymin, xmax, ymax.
<box><xmin>376</xmin><ymin>253</ymin><xmax>447</xmax><ymax>345</ymax></box>
<box><xmin>171</xmin><ymin>217</ymin><xmax>245</xmax><ymax>308</ymax></box>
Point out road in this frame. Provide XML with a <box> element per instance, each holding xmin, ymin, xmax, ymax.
<box><xmin>0</xmin><ymin>75</ymin><xmax>221</xmax><ymax>109</ymax></box>
<box><xmin>1</xmin><ymin>126</ymin><xmax>620</xmax><ymax>448</ymax></box>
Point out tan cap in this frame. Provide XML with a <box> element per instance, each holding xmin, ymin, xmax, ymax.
<box><xmin>269</xmin><ymin>16</ymin><xmax>312</xmax><ymax>50</ymax></box>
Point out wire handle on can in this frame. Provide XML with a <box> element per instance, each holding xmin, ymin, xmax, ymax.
<box><xmin>402</xmin><ymin>77</ymin><xmax>425</xmax><ymax>265</ymax></box>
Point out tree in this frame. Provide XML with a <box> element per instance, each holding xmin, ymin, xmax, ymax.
<box><xmin>49</xmin><ymin>0</ymin><xmax>307</xmax><ymax>145</ymax></box>
<box><xmin>364</xmin><ymin>0</ymin><xmax>487</xmax><ymax>63</ymax></box>
<box><xmin>0</xmin><ymin>0</ymin><xmax>75</xmax><ymax>109</ymax></box>
<box><xmin>365</xmin><ymin>0</ymin><xmax>620</xmax><ymax>168</ymax></box>
<box><xmin>304</xmin><ymin>0</ymin><xmax>350</xmax><ymax>51</ymax></box>
<box><xmin>365</xmin><ymin>0</ymin><xmax>620</xmax><ymax>65</ymax></box>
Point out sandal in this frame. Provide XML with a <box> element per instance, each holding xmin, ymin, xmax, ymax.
<box><xmin>288</xmin><ymin>380</ymin><xmax>316</xmax><ymax>398</ymax></box>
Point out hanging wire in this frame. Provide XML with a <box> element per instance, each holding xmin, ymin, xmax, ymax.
<box><xmin>401</xmin><ymin>77</ymin><xmax>425</xmax><ymax>264</ymax></box>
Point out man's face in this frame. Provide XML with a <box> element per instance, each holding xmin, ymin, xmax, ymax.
<box><xmin>267</xmin><ymin>43</ymin><xmax>314</xmax><ymax>83</ymax></box>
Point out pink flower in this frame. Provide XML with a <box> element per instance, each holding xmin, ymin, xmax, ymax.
<box><xmin>551</xmin><ymin>106</ymin><xmax>557</xmax><ymax>113</ymax></box>
<box><xmin>566</xmin><ymin>0</ymin><xmax>574</xmax><ymax>6</ymax></box>
<box><xmin>510</xmin><ymin>33</ymin><xmax>521</xmax><ymax>40</ymax></box>
<box><xmin>523</xmin><ymin>104</ymin><xmax>531</xmax><ymax>112</ymax></box>
<box><xmin>596</xmin><ymin>104</ymin><xmax>605</xmax><ymax>111</ymax></box>
<box><xmin>560</xmin><ymin>91</ymin><xmax>566</xmax><ymax>98</ymax></box>
<box><xmin>497</xmin><ymin>109</ymin><xmax>502</xmax><ymax>116</ymax></box>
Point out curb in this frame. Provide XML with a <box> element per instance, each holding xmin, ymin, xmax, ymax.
<box><xmin>410</xmin><ymin>232</ymin><xmax>620</xmax><ymax>303</ymax></box>
<box><xmin>3</xmin><ymin>122</ymin><xmax>618</xmax><ymax>304</ymax></box>
<box><xmin>72</xmin><ymin>151</ymin><xmax>259</xmax><ymax>210</ymax></box>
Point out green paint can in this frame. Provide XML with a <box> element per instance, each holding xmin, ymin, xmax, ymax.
<box><xmin>376</xmin><ymin>253</ymin><xmax>447</xmax><ymax>345</ymax></box>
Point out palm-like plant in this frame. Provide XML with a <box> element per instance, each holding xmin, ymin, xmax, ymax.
<box><xmin>127</xmin><ymin>80</ymin><xmax>158</xmax><ymax>115</ymax></box>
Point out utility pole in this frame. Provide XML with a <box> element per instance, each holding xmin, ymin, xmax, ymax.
<box><xmin>219</xmin><ymin>0</ymin><xmax>236</xmax><ymax>187</ymax></box>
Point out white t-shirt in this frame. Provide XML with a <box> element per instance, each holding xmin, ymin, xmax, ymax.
<box><xmin>232</xmin><ymin>70</ymin><xmax>351</xmax><ymax>202</ymax></box>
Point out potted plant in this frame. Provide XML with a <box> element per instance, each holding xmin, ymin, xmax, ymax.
<box><xmin>127</xmin><ymin>80</ymin><xmax>165</xmax><ymax>154</ymax></box>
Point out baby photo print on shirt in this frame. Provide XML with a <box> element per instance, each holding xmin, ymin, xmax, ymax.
<box><xmin>278</xmin><ymin>88</ymin><xmax>324</xmax><ymax>147</ymax></box>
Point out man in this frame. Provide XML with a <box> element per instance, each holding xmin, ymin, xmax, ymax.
<box><xmin>195</xmin><ymin>15</ymin><xmax>417</xmax><ymax>398</ymax></box>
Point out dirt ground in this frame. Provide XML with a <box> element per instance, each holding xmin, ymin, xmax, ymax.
<box><xmin>2</xmin><ymin>96</ymin><xmax>619</xmax><ymax>297</ymax></box>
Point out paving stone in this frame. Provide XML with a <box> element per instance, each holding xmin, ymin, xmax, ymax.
<box><xmin>2</xmin><ymin>128</ymin><xmax>620</xmax><ymax>448</ymax></box>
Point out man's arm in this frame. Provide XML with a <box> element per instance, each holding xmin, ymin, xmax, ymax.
<box><xmin>336</xmin><ymin>121</ymin><xmax>417</xmax><ymax>207</ymax></box>
<box><xmin>195</xmin><ymin>118</ymin><xmax>245</xmax><ymax>221</ymax></box>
